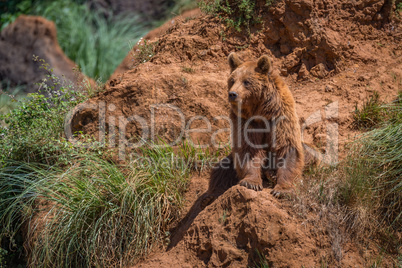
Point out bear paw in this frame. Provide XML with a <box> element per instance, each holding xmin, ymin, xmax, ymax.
<box><xmin>239</xmin><ymin>177</ymin><xmax>263</xmax><ymax>191</ymax></box>
<box><xmin>271</xmin><ymin>184</ymin><xmax>294</xmax><ymax>198</ymax></box>
<box><xmin>201</xmin><ymin>195</ymin><xmax>215</xmax><ymax>209</ymax></box>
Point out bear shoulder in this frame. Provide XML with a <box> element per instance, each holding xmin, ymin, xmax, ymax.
<box><xmin>270</xmin><ymin>73</ymin><xmax>296</xmax><ymax>110</ymax></box>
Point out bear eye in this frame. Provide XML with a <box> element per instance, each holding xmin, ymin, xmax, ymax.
<box><xmin>243</xmin><ymin>80</ymin><xmax>251</xmax><ymax>86</ymax></box>
<box><xmin>228</xmin><ymin>78</ymin><xmax>235</xmax><ymax>87</ymax></box>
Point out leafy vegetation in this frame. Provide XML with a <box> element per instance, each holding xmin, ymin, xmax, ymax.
<box><xmin>198</xmin><ymin>0</ymin><xmax>265</xmax><ymax>32</ymax></box>
<box><xmin>170</xmin><ymin>0</ymin><xmax>199</xmax><ymax>15</ymax></box>
<box><xmin>0</xmin><ymin>60</ymin><xmax>92</xmax><ymax>266</ymax></box>
<box><xmin>131</xmin><ymin>39</ymin><xmax>158</xmax><ymax>68</ymax></box>
<box><xmin>0</xmin><ymin>131</ymin><xmax>218</xmax><ymax>266</ymax></box>
<box><xmin>397</xmin><ymin>2</ymin><xmax>402</xmax><ymax>14</ymax></box>
<box><xmin>0</xmin><ymin>82</ymin><xmax>25</xmax><ymax>115</ymax></box>
<box><xmin>0</xmin><ymin>59</ymin><xmax>89</xmax><ymax>165</ymax></box>
<box><xmin>254</xmin><ymin>249</ymin><xmax>270</xmax><ymax>268</ymax></box>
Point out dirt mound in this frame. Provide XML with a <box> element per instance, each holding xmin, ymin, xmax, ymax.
<box><xmin>259</xmin><ymin>0</ymin><xmax>399</xmax><ymax>76</ymax></box>
<box><xmin>150</xmin><ymin>0</ymin><xmax>401</xmax><ymax>77</ymax></box>
<box><xmin>110</xmin><ymin>9</ymin><xmax>202</xmax><ymax>79</ymax></box>
<box><xmin>136</xmin><ymin>185</ymin><xmax>368</xmax><ymax>267</ymax></box>
<box><xmin>0</xmin><ymin>15</ymin><xmax>93</xmax><ymax>93</ymax></box>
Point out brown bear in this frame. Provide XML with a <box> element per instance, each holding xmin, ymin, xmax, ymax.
<box><xmin>202</xmin><ymin>53</ymin><xmax>304</xmax><ymax>206</ymax></box>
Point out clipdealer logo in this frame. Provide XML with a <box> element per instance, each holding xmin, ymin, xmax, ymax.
<box><xmin>64</xmin><ymin>101</ymin><xmax>339</xmax><ymax>165</ymax></box>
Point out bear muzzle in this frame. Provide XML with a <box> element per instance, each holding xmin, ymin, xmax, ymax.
<box><xmin>228</xmin><ymin>91</ymin><xmax>238</xmax><ymax>102</ymax></box>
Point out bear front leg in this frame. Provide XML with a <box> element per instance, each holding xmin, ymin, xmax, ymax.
<box><xmin>240</xmin><ymin>175</ymin><xmax>263</xmax><ymax>191</ymax></box>
<box><xmin>271</xmin><ymin>147</ymin><xmax>303</xmax><ymax>198</ymax></box>
<box><xmin>237</xmin><ymin>150</ymin><xmax>265</xmax><ymax>191</ymax></box>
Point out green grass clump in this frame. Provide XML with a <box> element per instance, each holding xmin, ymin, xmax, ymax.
<box><xmin>253</xmin><ymin>249</ymin><xmax>270</xmax><ymax>268</ymax></box>
<box><xmin>0</xmin><ymin>139</ymin><xmax>219</xmax><ymax>266</ymax></box>
<box><xmin>198</xmin><ymin>0</ymin><xmax>263</xmax><ymax>32</ymax></box>
<box><xmin>0</xmin><ymin>146</ymin><xmax>192</xmax><ymax>267</ymax></box>
<box><xmin>353</xmin><ymin>91</ymin><xmax>385</xmax><ymax>130</ymax></box>
<box><xmin>307</xmin><ymin>94</ymin><xmax>401</xmax><ymax>242</ymax></box>
<box><xmin>342</xmin><ymin>99</ymin><xmax>401</xmax><ymax>231</ymax></box>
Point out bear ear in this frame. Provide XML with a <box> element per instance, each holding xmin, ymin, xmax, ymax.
<box><xmin>228</xmin><ymin>52</ymin><xmax>243</xmax><ymax>72</ymax></box>
<box><xmin>257</xmin><ymin>55</ymin><xmax>272</xmax><ymax>75</ymax></box>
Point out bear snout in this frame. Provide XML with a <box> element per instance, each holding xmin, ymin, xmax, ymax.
<box><xmin>228</xmin><ymin>91</ymin><xmax>238</xmax><ymax>102</ymax></box>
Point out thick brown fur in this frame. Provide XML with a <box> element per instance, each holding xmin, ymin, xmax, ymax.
<box><xmin>202</xmin><ymin>53</ymin><xmax>304</xmax><ymax>207</ymax></box>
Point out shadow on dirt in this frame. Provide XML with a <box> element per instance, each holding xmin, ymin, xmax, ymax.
<box><xmin>167</xmin><ymin>155</ymin><xmax>239</xmax><ymax>249</ymax></box>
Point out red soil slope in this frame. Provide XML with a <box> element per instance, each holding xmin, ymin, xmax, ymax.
<box><xmin>110</xmin><ymin>9</ymin><xmax>202</xmax><ymax>79</ymax></box>
<box><xmin>136</xmin><ymin>185</ymin><xmax>367</xmax><ymax>267</ymax></box>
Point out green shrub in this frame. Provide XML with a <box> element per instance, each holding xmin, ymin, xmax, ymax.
<box><xmin>198</xmin><ymin>0</ymin><xmax>263</xmax><ymax>32</ymax></box>
<box><xmin>131</xmin><ymin>39</ymin><xmax>158</xmax><ymax>68</ymax></box>
<box><xmin>0</xmin><ymin>59</ymin><xmax>89</xmax><ymax>165</ymax></box>
<box><xmin>0</xmin><ymin>82</ymin><xmax>25</xmax><ymax>115</ymax></box>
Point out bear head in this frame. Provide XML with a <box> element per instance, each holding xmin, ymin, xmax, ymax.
<box><xmin>227</xmin><ymin>52</ymin><xmax>273</xmax><ymax>119</ymax></box>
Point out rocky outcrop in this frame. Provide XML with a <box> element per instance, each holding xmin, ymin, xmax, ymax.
<box><xmin>0</xmin><ymin>15</ymin><xmax>93</xmax><ymax>93</ymax></box>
